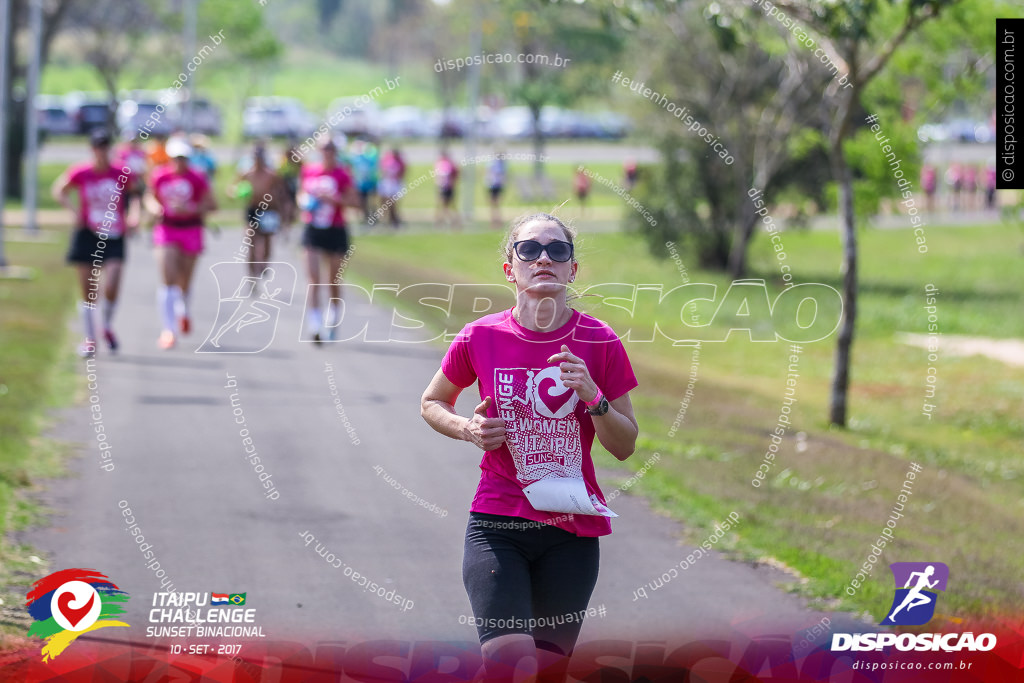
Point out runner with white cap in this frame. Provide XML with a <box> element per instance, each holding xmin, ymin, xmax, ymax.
<box><xmin>145</xmin><ymin>136</ymin><xmax>217</xmax><ymax>349</ymax></box>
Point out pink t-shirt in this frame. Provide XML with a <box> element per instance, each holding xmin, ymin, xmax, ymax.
<box><xmin>442</xmin><ymin>308</ymin><xmax>638</xmax><ymax>537</ymax></box>
<box><xmin>435</xmin><ymin>158</ymin><xmax>458</xmax><ymax>190</ymax></box>
<box><xmin>301</xmin><ymin>164</ymin><xmax>353</xmax><ymax>229</ymax></box>
<box><xmin>151</xmin><ymin>165</ymin><xmax>210</xmax><ymax>228</ymax></box>
<box><xmin>66</xmin><ymin>163</ymin><xmax>129</xmax><ymax>237</ymax></box>
<box><xmin>113</xmin><ymin>146</ymin><xmax>148</xmax><ymax>192</ymax></box>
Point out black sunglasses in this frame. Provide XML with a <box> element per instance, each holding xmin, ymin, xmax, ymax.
<box><xmin>512</xmin><ymin>239</ymin><xmax>574</xmax><ymax>263</ymax></box>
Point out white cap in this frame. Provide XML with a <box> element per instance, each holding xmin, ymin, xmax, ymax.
<box><xmin>166</xmin><ymin>137</ymin><xmax>192</xmax><ymax>159</ymax></box>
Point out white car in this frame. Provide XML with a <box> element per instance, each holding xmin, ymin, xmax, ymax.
<box><xmin>325</xmin><ymin>97</ymin><xmax>381</xmax><ymax>138</ymax></box>
<box><xmin>117</xmin><ymin>99</ymin><xmax>179</xmax><ymax>136</ymax></box>
<box><xmin>177</xmin><ymin>97</ymin><xmax>222</xmax><ymax>136</ymax></box>
<box><xmin>243</xmin><ymin>97</ymin><xmax>316</xmax><ymax>138</ymax></box>
<box><xmin>378</xmin><ymin>106</ymin><xmax>429</xmax><ymax>138</ymax></box>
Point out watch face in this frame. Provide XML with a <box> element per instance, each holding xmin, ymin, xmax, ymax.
<box><xmin>588</xmin><ymin>396</ymin><xmax>610</xmax><ymax>416</ymax></box>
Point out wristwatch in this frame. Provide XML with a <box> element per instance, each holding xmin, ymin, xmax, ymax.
<box><xmin>584</xmin><ymin>390</ymin><xmax>610</xmax><ymax>417</ymax></box>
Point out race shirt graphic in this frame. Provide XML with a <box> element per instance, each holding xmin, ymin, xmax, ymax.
<box><xmin>81</xmin><ymin>177</ymin><xmax>124</xmax><ymax>236</ymax></box>
<box><xmin>68</xmin><ymin>164</ymin><xmax>127</xmax><ymax>236</ymax></box>
<box><xmin>158</xmin><ymin>177</ymin><xmax>199</xmax><ymax>217</ymax></box>
<box><xmin>495</xmin><ymin>366</ymin><xmax>582</xmax><ymax>484</ymax></box>
<box><xmin>305</xmin><ymin>175</ymin><xmax>339</xmax><ymax>228</ymax></box>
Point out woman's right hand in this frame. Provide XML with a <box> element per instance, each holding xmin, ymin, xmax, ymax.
<box><xmin>463</xmin><ymin>397</ymin><xmax>507</xmax><ymax>451</ymax></box>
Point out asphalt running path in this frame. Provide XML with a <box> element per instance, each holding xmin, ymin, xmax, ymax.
<box><xmin>19</xmin><ymin>225</ymin><xmax>860</xmax><ymax>652</ymax></box>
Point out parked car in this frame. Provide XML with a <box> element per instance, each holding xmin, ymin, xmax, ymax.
<box><xmin>539</xmin><ymin>106</ymin><xmax>575</xmax><ymax>138</ymax></box>
<box><xmin>325</xmin><ymin>97</ymin><xmax>382</xmax><ymax>138</ymax></box>
<box><xmin>243</xmin><ymin>97</ymin><xmax>316</xmax><ymax>138</ymax></box>
<box><xmin>917</xmin><ymin>118</ymin><xmax>993</xmax><ymax>144</ymax></box>
<box><xmin>117</xmin><ymin>98</ymin><xmax>179</xmax><ymax>137</ymax></box>
<box><xmin>35</xmin><ymin>95</ymin><xmax>76</xmax><ymax>136</ymax></box>
<box><xmin>591</xmin><ymin>110</ymin><xmax>631</xmax><ymax>139</ymax></box>
<box><xmin>176</xmin><ymin>95</ymin><xmax>222</xmax><ymax>136</ymax></box>
<box><xmin>916</xmin><ymin>123</ymin><xmax>949</xmax><ymax>143</ymax></box>
<box><xmin>65</xmin><ymin>92</ymin><xmax>116</xmax><ymax>134</ymax></box>
<box><xmin>491</xmin><ymin>106</ymin><xmax>534</xmax><ymax>139</ymax></box>
<box><xmin>377</xmin><ymin>106</ymin><xmax>429</xmax><ymax>138</ymax></box>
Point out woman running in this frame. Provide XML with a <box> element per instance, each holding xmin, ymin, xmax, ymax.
<box><xmin>574</xmin><ymin>168</ymin><xmax>591</xmax><ymax>216</ymax></box>
<box><xmin>420</xmin><ymin>213</ymin><xmax>639</xmax><ymax>681</ymax></box>
<box><xmin>486</xmin><ymin>153</ymin><xmax>507</xmax><ymax>230</ymax></box>
<box><xmin>297</xmin><ymin>139</ymin><xmax>358</xmax><ymax>343</ymax></box>
<box><xmin>377</xmin><ymin>146</ymin><xmax>406</xmax><ymax>228</ymax></box>
<box><xmin>53</xmin><ymin>129</ymin><xmax>140</xmax><ymax>357</ymax></box>
<box><xmin>145</xmin><ymin>137</ymin><xmax>217</xmax><ymax>350</ymax></box>
<box><xmin>435</xmin><ymin>150</ymin><xmax>460</xmax><ymax>229</ymax></box>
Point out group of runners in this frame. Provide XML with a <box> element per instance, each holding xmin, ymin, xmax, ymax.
<box><xmin>54</xmin><ymin>130</ymin><xmax>370</xmax><ymax>355</ymax></box>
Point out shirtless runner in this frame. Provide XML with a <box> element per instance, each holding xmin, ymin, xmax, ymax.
<box><xmin>233</xmin><ymin>142</ymin><xmax>294</xmax><ymax>275</ymax></box>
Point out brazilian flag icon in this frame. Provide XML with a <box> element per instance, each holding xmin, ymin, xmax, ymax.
<box><xmin>229</xmin><ymin>593</ymin><xmax>246</xmax><ymax>606</ymax></box>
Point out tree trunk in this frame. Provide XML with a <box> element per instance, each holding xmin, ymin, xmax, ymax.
<box><xmin>828</xmin><ymin>142</ymin><xmax>858</xmax><ymax>427</ymax></box>
<box><xmin>529</xmin><ymin>102</ymin><xmax>544</xmax><ymax>180</ymax></box>
<box><xmin>3</xmin><ymin>0</ymin><xmax>72</xmax><ymax>199</ymax></box>
<box><xmin>4</xmin><ymin>99</ymin><xmax>25</xmax><ymax>200</ymax></box>
<box><xmin>728</xmin><ymin>200</ymin><xmax>758</xmax><ymax>279</ymax></box>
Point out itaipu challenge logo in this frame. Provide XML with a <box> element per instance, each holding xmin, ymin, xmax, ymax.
<box><xmin>25</xmin><ymin>569</ymin><xmax>130</xmax><ymax>661</ymax></box>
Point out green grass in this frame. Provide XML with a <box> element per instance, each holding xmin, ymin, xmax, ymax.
<box><xmin>346</xmin><ymin>222</ymin><xmax>1024</xmax><ymax>625</ymax></box>
<box><xmin>0</xmin><ymin>240</ymin><xmax>79</xmax><ymax>624</ymax></box>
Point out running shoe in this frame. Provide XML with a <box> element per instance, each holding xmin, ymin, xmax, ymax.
<box><xmin>179</xmin><ymin>316</ymin><xmax>191</xmax><ymax>335</ymax></box>
<box><xmin>158</xmin><ymin>330</ymin><xmax>176</xmax><ymax>350</ymax></box>
<box><xmin>103</xmin><ymin>329</ymin><xmax>119</xmax><ymax>352</ymax></box>
<box><xmin>312</xmin><ymin>332</ymin><xmax>322</xmax><ymax>347</ymax></box>
<box><xmin>78</xmin><ymin>339</ymin><xmax>96</xmax><ymax>359</ymax></box>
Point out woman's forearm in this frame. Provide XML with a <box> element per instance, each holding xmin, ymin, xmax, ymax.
<box><xmin>421</xmin><ymin>399</ymin><xmax>469</xmax><ymax>442</ymax></box>
<box><xmin>592</xmin><ymin>407</ymin><xmax>638</xmax><ymax>461</ymax></box>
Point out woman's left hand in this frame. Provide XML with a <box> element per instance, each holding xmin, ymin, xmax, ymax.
<box><xmin>547</xmin><ymin>344</ymin><xmax>599</xmax><ymax>404</ymax></box>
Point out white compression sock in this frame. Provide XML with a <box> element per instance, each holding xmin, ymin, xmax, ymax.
<box><xmin>306</xmin><ymin>307</ymin><xmax>321</xmax><ymax>335</ymax></box>
<box><xmin>323</xmin><ymin>300</ymin><xmax>341</xmax><ymax>335</ymax></box>
<box><xmin>80</xmin><ymin>301</ymin><xmax>97</xmax><ymax>341</ymax></box>
<box><xmin>171</xmin><ymin>285</ymin><xmax>187</xmax><ymax>318</ymax></box>
<box><xmin>158</xmin><ymin>286</ymin><xmax>176</xmax><ymax>332</ymax></box>
<box><xmin>101</xmin><ymin>299</ymin><xmax>117</xmax><ymax>331</ymax></box>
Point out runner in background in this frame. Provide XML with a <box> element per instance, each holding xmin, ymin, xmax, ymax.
<box><xmin>435</xmin><ymin>150</ymin><xmax>460</xmax><ymax>230</ymax></box>
<box><xmin>52</xmin><ymin>129</ymin><xmax>140</xmax><ymax>357</ymax></box>
<box><xmin>280</xmin><ymin>140</ymin><xmax>303</xmax><ymax>229</ymax></box>
<box><xmin>945</xmin><ymin>163</ymin><xmax>962</xmax><ymax>212</ymax></box>
<box><xmin>146</xmin><ymin>134</ymin><xmax>170</xmax><ymax>172</ymax></box>
<box><xmin>113</xmin><ymin>131</ymin><xmax>149</xmax><ymax>201</ymax></box>
<box><xmin>984</xmin><ymin>164</ymin><xmax>997</xmax><ymax>211</ymax></box>
<box><xmin>189</xmin><ymin>134</ymin><xmax>218</xmax><ymax>182</ymax></box>
<box><xmin>921</xmin><ymin>164</ymin><xmax>937</xmax><ymax>214</ymax></box>
<box><xmin>377</xmin><ymin>146</ymin><xmax>406</xmax><ymax>229</ymax></box>
<box><xmin>486</xmin><ymin>152</ymin><xmax>507</xmax><ymax>230</ymax></box>
<box><xmin>574</xmin><ymin>168</ymin><xmax>591</xmax><ymax>216</ymax></box>
<box><xmin>232</xmin><ymin>142</ymin><xmax>293</xmax><ymax>276</ymax></box>
<box><xmin>962</xmin><ymin>164</ymin><xmax>978</xmax><ymax>212</ymax></box>
<box><xmin>146</xmin><ymin>137</ymin><xmax>217</xmax><ymax>350</ymax></box>
<box><xmin>350</xmin><ymin>139</ymin><xmax>379</xmax><ymax>223</ymax></box>
<box><xmin>420</xmin><ymin>213</ymin><xmax>639</xmax><ymax>681</ymax></box>
<box><xmin>298</xmin><ymin>139</ymin><xmax>359</xmax><ymax>344</ymax></box>
<box><xmin>623</xmin><ymin>160</ymin><xmax>638</xmax><ymax>191</ymax></box>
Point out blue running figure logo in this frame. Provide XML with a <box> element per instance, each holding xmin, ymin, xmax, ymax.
<box><xmin>882</xmin><ymin>562</ymin><xmax>949</xmax><ymax>626</ymax></box>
